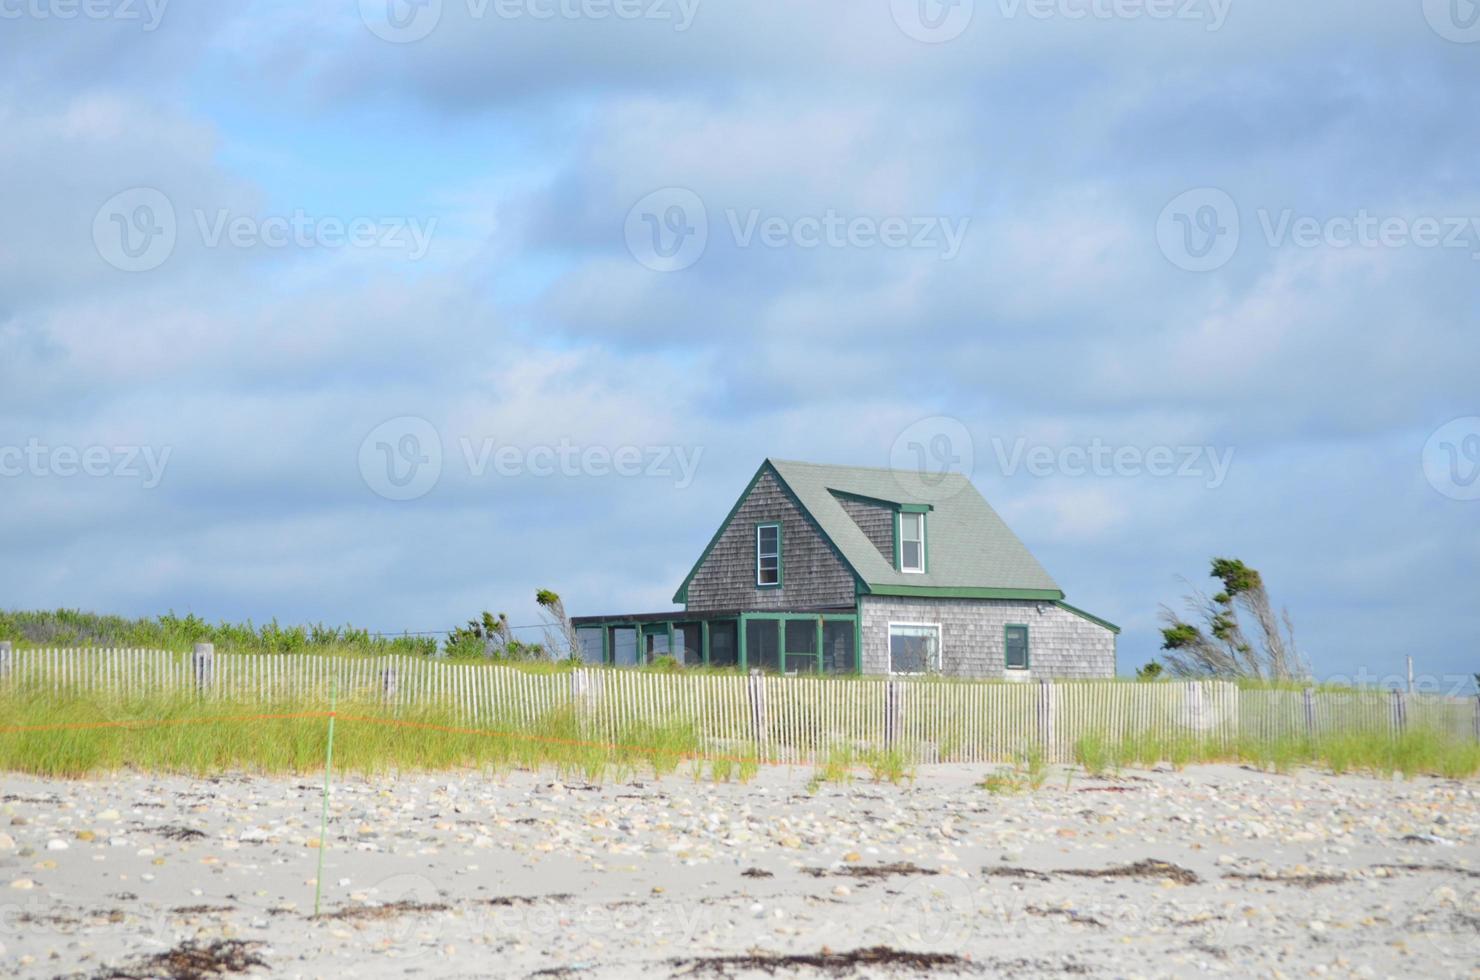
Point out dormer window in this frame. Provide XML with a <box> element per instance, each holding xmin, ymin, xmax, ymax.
<box><xmin>899</xmin><ymin>512</ymin><xmax>925</xmax><ymax>573</ymax></box>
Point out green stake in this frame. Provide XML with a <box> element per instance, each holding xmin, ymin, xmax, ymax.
<box><xmin>313</xmin><ymin>677</ymin><xmax>338</xmax><ymax>917</ymax></box>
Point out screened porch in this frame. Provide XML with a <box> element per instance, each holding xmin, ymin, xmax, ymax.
<box><xmin>570</xmin><ymin>608</ymin><xmax>859</xmax><ymax>674</ymax></box>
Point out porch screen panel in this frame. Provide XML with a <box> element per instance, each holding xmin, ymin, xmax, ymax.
<box><xmin>676</xmin><ymin>623</ymin><xmax>702</xmax><ymax>666</ymax></box>
<box><xmin>822</xmin><ymin>620</ymin><xmax>856</xmax><ymax>674</ymax></box>
<box><xmin>708</xmin><ymin>621</ymin><xmax>738</xmax><ymax>668</ymax></box>
<box><xmin>576</xmin><ymin>628</ymin><xmax>605</xmax><ymax>665</ymax></box>
<box><xmin>610</xmin><ymin>627</ymin><xmax>638</xmax><ymax>667</ymax></box>
<box><xmin>643</xmin><ymin>624</ymin><xmax>671</xmax><ymax>662</ymax></box>
<box><xmin>784</xmin><ymin>619</ymin><xmax>817</xmax><ymax>674</ymax></box>
<box><xmin>746</xmin><ymin>619</ymin><xmax>781</xmax><ymax>672</ymax></box>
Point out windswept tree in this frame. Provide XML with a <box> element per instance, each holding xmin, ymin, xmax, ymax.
<box><xmin>1158</xmin><ymin>558</ymin><xmax>1308</xmax><ymax>680</ymax></box>
<box><xmin>445</xmin><ymin>611</ymin><xmax>544</xmax><ymax>660</ymax></box>
<box><xmin>536</xmin><ymin>589</ymin><xmax>581</xmax><ymax>663</ymax></box>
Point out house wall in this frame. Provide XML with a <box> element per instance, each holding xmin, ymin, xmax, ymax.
<box><xmin>859</xmin><ymin>596</ymin><xmax>1115</xmax><ymax>679</ymax></box>
<box><xmin>684</xmin><ymin>469</ymin><xmax>857</xmax><ymax>612</ymax></box>
<box><xmin>833</xmin><ymin>494</ymin><xmax>894</xmax><ymax>562</ymax></box>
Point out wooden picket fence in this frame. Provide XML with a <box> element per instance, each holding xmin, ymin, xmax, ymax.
<box><xmin>1</xmin><ymin>643</ymin><xmax>1476</xmax><ymax>765</ymax></box>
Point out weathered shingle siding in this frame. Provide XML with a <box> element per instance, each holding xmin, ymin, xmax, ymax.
<box><xmin>685</xmin><ymin>470</ymin><xmax>857</xmax><ymax>612</ymax></box>
<box><xmin>860</xmin><ymin>596</ymin><xmax>1115</xmax><ymax>678</ymax></box>
<box><xmin>833</xmin><ymin>494</ymin><xmax>894</xmax><ymax>563</ymax></box>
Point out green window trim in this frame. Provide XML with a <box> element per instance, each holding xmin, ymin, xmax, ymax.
<box><xmin>864</xmin><ymin>585</ymin><xmax>1065</xmax><ymax>601</ymax></box>
<box><xmin>736</xmin><ymin>611</ymin><xmax>860</xmax><ymax>674</ymax></box>
<box><xmin>896</xmin><ymin>510</ymin><xmax>926</xmax><ymax>574</ymax></box>
<box><xmin>1004</xmin><ymin>623</ymin><xmax>1030</xmax><ymax>671</ymax></box>
<box><xmin>755</xmin><ymin>522</ymin><xmax>782</xmax><ymax>589</ymax></box>
<box><xmin>1053</xmin><ymin>600</ymin><xmax>1121</xmax><ymax>634</ymax></box>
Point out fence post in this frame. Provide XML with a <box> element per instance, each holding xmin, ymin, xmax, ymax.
<box><xmin>884</xmin><ymin>679</ymin><xmax>903</xmax><ymax>748</ymax></box>
<box><xmin>1037</xmin><ymin>679</ymin><xmax>1056</xmax><ymax>762</ymax></box>
<box><xmin>1390</xmin><ymin>689</ymin><xmax>1407</xmax><ymax>736</ymax></box>
<box><xmin>191</xmin><ymin>643</ymin><xmax>215</xmax><ymax>693</ymax></box>
<box><xmin>747</xmin><ymin>670</ymin><xmax>768</xmax><ymax>754</ymax></box>
<box><xmin>0</xmin><ymin>641</ymin><xmax>11</xmax><ymax>682</ymax></box>
<box><xmin>1302</xmin><ymin>687</ymin><xmax>1316</xmax><ymax>740</ymax></box>
<box><xmin>1185</xmin><ymin>681</ymin><xmax>1205</xmax><ymax>737</ymax></box>
<box><xmin>569</xmin><ymin>668</ymin><xmax>592</xmax><ymax>730</ymax></box>
<box><xmin>382</xmin><ymin>665</ymin><xmax>398</xmax><ymax>705</ymax></box>
<box><xmin>1474</xmin><ymin>694</ymin><xmax>1480</xmax><ymax>744</ymax></box>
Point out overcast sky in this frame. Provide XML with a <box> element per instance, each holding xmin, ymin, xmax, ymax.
<box><xmin>1</xmin><ymin>1</ymin><xmax>1477</xmax><ymax>685</ymax></box>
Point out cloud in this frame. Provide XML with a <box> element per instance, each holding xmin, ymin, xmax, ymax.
<box><xmin>0</xmin><ymin>1</ymin><xmax>1477</xmax><ymax>683</ymax></box>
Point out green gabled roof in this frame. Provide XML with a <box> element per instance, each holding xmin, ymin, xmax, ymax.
<box><xmin>766</xmin><ymin>459</ymin><xmax>1064</xmax><ymax>599</ymax></box>
<box><xmin>670</xmin><ymin>459</ymin><xmax>1085</xmax><ymax>607</ymax></box>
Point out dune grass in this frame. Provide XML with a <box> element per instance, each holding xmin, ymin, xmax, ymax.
<box><xmin>1235</xmin><ymin>729</ymin><xmax>1480</xmax><ymax>779</ymax></box>
<box><xmin>1</xmin><ymin>608</ymin><xmax>437</xmax><ymax>657</ymax></box>
<box><xmin>6</xmin><ymin>682</ymin><xmax>1476</xmax><ymax>785</ymax></box>
<box><xmin>0</xmin><ymin>684</ymin><xmax>752</xmax><ymax>783</ymax></box>
<box><xmin>1066</xmin><ymin>728</ymin><xmax>1480</xmax><ymax>780</ymax></box>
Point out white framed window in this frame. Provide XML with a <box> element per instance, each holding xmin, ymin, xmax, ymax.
<box><xmin>899</xmin><ymin>512</ymin><xmax>925</xmax><ymax>573</ymax></box>
<box><xmin>888</xmin><ymin>622</ymin><xmax>940</xmax><ymax>674</ymax></box>
<box><xmin>756</xmin><ymin>523</ymin><xmax>781</xmax><ymax>587</ymax></box>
